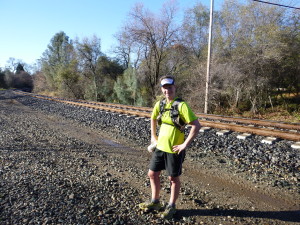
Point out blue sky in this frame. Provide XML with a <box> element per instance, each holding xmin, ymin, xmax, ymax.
<box><xmin>0</xmin><ymin>0</ymin><xmax>298</xmax><ymax>69</ymax></box>
<box><xmin>0</xmin><ymin>0</ymin><xmax>225</xmax><ymax>68</ymax></box>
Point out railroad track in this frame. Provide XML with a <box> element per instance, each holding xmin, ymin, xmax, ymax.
<box><xmin>14</xmin><ymin>90</ymin><xmax>300</xmax><ymax>143</ymax></box>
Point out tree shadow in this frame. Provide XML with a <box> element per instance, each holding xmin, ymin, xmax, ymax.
<box><xmin>177</xmin><ymin>208</ymin><xmax>300</xmax><ymax>223</ymax></box>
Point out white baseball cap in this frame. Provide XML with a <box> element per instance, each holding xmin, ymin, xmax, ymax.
<box><xmin>160</xmin><ymin>78</ymin><xmax>174</xmax><ymax>86</ymax></box>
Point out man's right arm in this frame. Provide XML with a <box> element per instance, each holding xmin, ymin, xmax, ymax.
<box><xmin>151</xmin><ymin>118</ymin><xmax>158</xmax><ymax>143</ymax></box>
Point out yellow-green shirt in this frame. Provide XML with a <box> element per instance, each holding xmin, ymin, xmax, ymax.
<box><xmin>151</xmin><ymin>98</ymin><xmax>198</xmax><ymax>153</ymax></box>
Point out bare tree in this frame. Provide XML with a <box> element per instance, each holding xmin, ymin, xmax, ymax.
<box><xmin>118</xmin><ymin>1</ymin><xmax>180</xmax><ymax>101</ymax></box>
<box><xmin>180</xmin><ymin>3</ymin><xmax>210</xmax><ymax>60</ymax></box>
<box><xmin>113</xmin><ymin>31</ymin><xmax>142</xmax><ymax>69</ymax></box>
<box><xmin>211</xmin><ymin>0</ymin><xmax>288</xmax><ymax>113</ymax></box>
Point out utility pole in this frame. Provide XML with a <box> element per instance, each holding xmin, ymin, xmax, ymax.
<box><xmin>204</xmin><ymin>0</ymin><xmax>214</xmax><ymax>114</ymax></box>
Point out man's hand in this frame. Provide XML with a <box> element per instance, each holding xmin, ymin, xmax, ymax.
<box><xmin>172</xmin><ymin>143</ymin><xmax>187</xmax><ymax>153</ymax></box>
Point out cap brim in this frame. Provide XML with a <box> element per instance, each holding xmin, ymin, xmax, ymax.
<box><xmin>161</xmin><ymin>78</ymin><xmax>174</xmax><ymax>86</ymax></box>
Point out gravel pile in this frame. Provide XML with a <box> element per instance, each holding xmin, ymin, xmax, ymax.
<box><xmin>0</xmin><ymin>90</ymin><xmax>299</xmax><ymax>224</ymax></box>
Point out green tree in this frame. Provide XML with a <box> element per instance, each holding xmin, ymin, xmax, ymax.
<box><xmin>0</xmin><ymin>69</ymin><xmax>7</xmax><ymax>89</ymax></box>
<box><xmin>4</xmin><ymin>69</ymin><xmax>14</xmax><ymax>88</ymax></box>
<box><xmin>56</xmin><ymin>59</ymin><xmax>83</xmax><ymax>99</ymax></box>
<box><xmin>114</xmin><ymin>67</ymin><xmax>138</xmax><ymax>105</ymax></box>
<box><xmin>96</xmin><ymin>56</ymin><xmax>124</xmax><ymax>101</ymax></box>
<box><xmin>279</xmin><ymin>11</ymin><xmax>300</xmax><ymax>95</ymax></box>
<box><xmin>97</xmin><ymin>56</ymin><xmax>124</xmax><ymax>80</ymax></box>
<box><xmin>15</xmin><ymin>63</ymin><xmax>25</xmax><ymax>74</ymax></box>
<box><xmin>75</xmin><ymin>35</ymin><xmax>103</xmax><ymax>101</ymax></box>
<box><xmin>13</xmin><ymin>71</ymin><xmax>33</xmax><ymax>91</ymax></box>
<box><xmin>41</xmin><ymin>31</ymin><xmax>75</xmax><ymax>91</ymax></box>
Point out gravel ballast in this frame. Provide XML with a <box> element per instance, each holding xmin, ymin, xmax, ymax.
<box><xmin>0</xmin><ymin>90</ymin><xmax>299</xmax><ymax>224</ymax></box>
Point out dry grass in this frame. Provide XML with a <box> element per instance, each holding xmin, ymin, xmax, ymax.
<box><xmin>241</xmin><ymin>109</ymin><xmax>300</xmax><ymax>123</ymax></box>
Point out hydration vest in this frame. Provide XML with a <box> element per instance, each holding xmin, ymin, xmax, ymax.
<box><xmin>157</xmin><ymin>98</ymin><xmax>186</xmax><ymax>132</ymax></box>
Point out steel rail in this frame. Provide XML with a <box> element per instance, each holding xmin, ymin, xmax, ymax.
<box><xmin>199</xmin><ymin>121</ymin><xmax>300</xmax><ymax>142</ymax></box>
<box><xmin>76</xmin><ymin>99</ymin><xmax>153</xmax><ymax>112</ymax></box>
<box><xmin>14</xmin><ymin>91</ymin><xmax>300</xmax><ymax>141</ymax></box>
<box><xmin>46</xmin><ymin>98</ymin><xmax>300</xmax><ymax>141</ymax></box>
<box><xmin>67</xmin><ymin>101</ymin><xmax>151</xmax><ymax>118</ymax></box>
<box><xmin>195</xmin><ymin>113</ymin><xmax>300</xmax><ymax>131</ymax></box>
<box><xmin>65</xmin><ymin>98</ymin><xmax>300</xmax><ymax>131</ymax></box>
<box><xmin>15</xmin><ymin>92</ymin><xmax>151</xmax><ymax>118</ymax></box>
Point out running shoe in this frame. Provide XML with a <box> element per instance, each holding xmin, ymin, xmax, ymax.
<box><xmin>160</xmin><ymin>205</ymin><xmax>176</xmax><ymax>219</ymax></box>
<box><xmin>138</xmin><ymin>201</ymin><xmax>162</xmax><ymax>212</ymax></box>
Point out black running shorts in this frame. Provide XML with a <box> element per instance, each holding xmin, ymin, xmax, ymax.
<box><xmin>149</xmin><ymin>148</ymin><xmax>186</xmax><ymax>177</ymax></box>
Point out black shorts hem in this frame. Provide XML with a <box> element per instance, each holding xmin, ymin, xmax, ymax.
<box><xmin>149</xmin><ymin>148</ymin><xmax>185</xmax><ymax>177</ymax></box>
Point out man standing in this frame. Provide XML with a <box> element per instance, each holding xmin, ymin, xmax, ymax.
<box><xmin>139</xmin><ymin>75</ymin><xmax>201</xmax><ymax>219</ymax></box>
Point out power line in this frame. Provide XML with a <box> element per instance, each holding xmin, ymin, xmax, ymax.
<box><xmin>252</xmin><ymin>0</ymin><xmax>300</xmax><ymax>10</ymax></box>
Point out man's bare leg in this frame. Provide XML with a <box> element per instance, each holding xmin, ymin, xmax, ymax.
<box><xmin>148</xmin><ymin>170</ymin><xmax>161</xmax><ymax>200</ymax></box>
